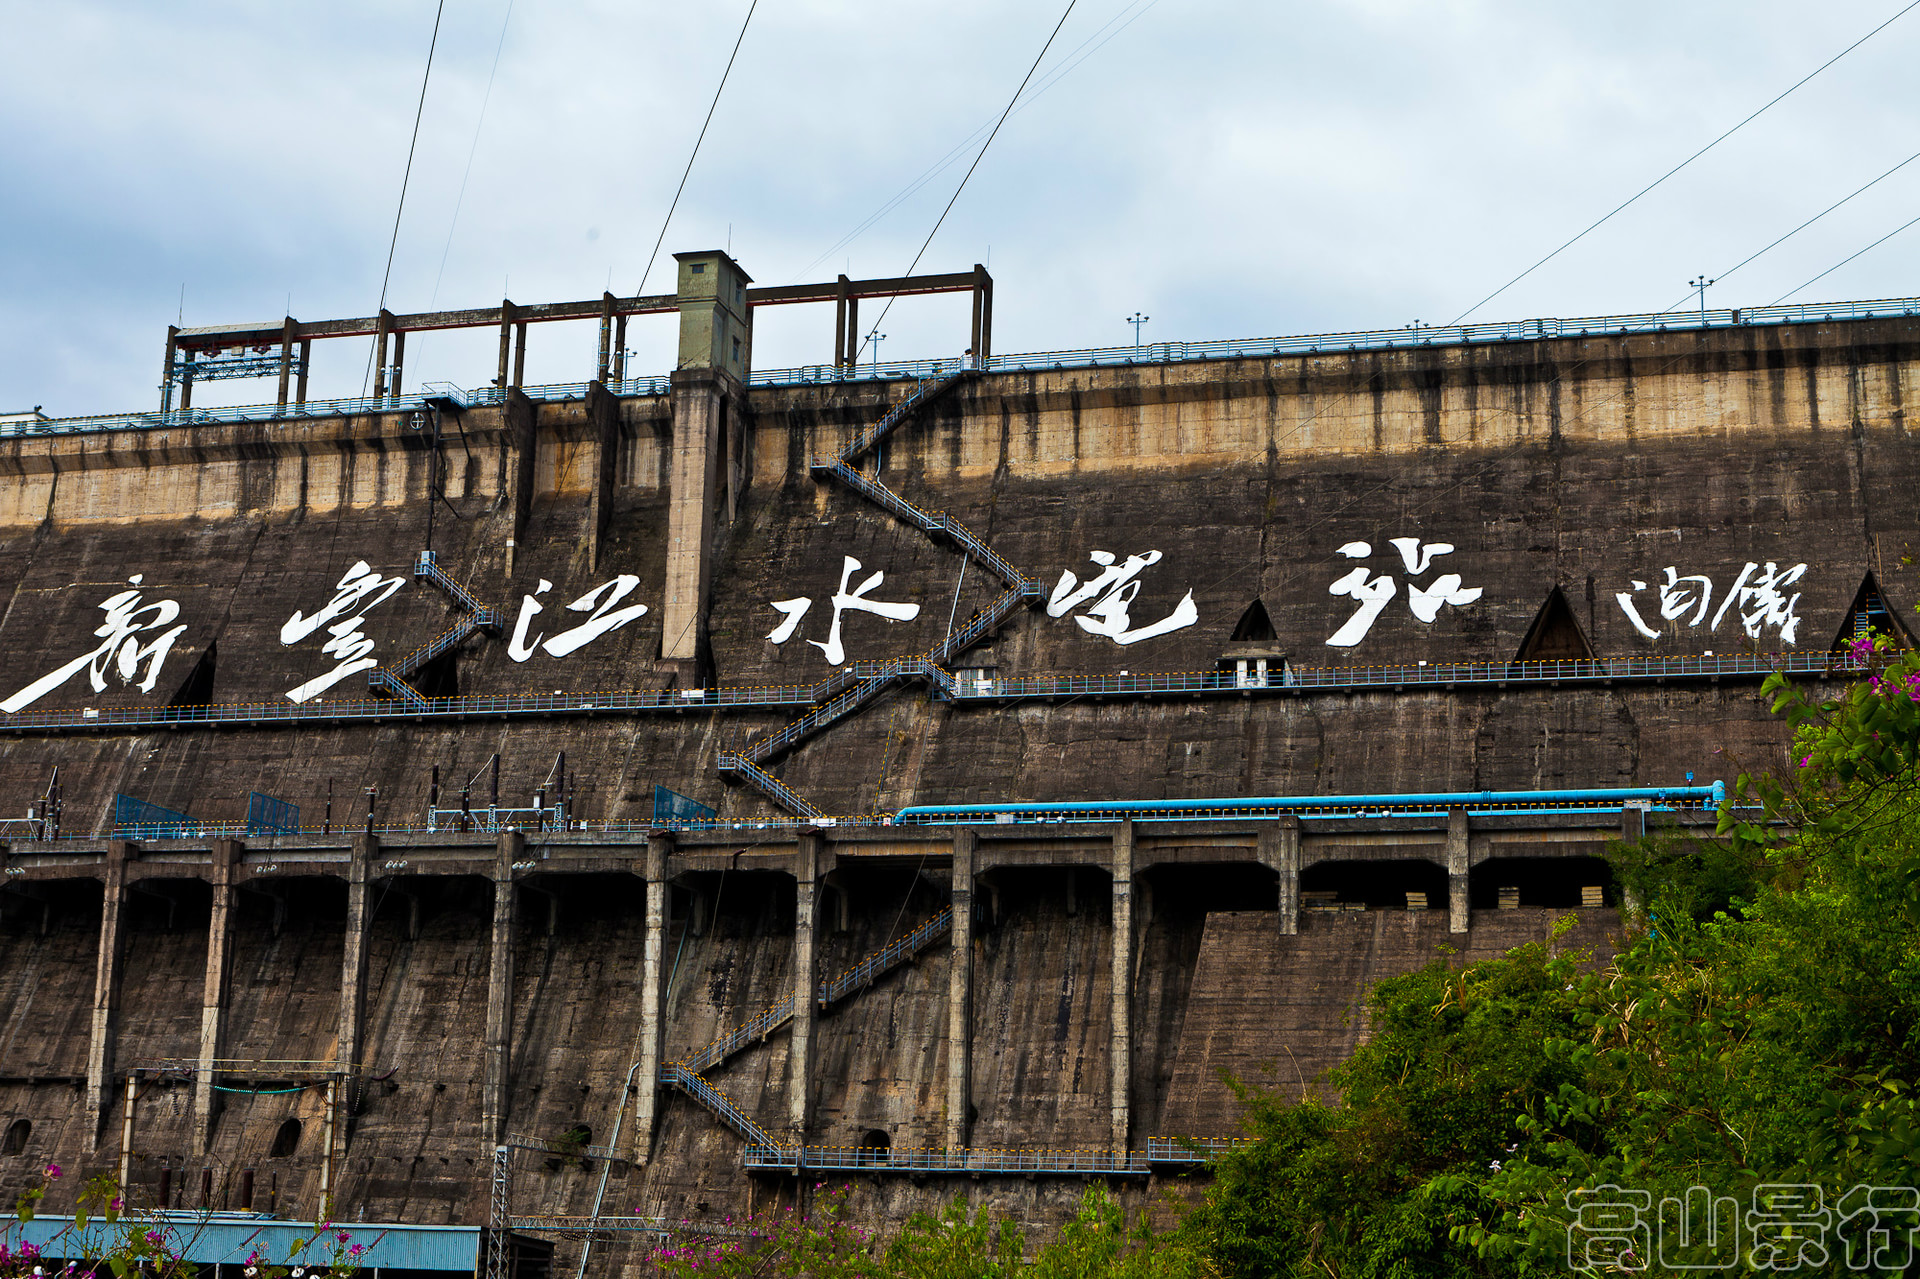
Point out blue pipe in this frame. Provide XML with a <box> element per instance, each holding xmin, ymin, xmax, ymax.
<box><xmin>894</xmin><ymin>783</ymin><xmax>1724</xmax><ymax>825</ymax></box>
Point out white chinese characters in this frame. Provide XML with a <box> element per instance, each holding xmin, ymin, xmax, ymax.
<box><xmin>768</xmin><ymin>556</ymin><xmax>922</xmax><ymax>665</ymax></box>
<box><xmin>1048</xmin><ymin>549</ymin><xmax>1198</xmax><ymax>645</ymax></box>
<box><xmin>1325</xmin><ymin>537</ymin><xmax>1483</xmax><ymax>647</ymax></box>
<box><xmin>508</xmin><ymin>574</ymin><xmax>650</xmax><ymax>662</ymax></box>
<box><xmin>0</xmin><ymin>575</ymin><xmax>189</xmax><ymax>713</ymax></box>
<box><xmin>1564</xmin><ymin>1181</ymin><xmax>1920</xmax><ymax>1272</ymax></box>
<box><xmin>1615</xmin><ymin>561</ymin><xmax>1808</xmax><ymax>644</ymax></box>
<box><xmin>280</xmin><ymin>560</ymin><xmax>407</xmax><ymax>703</ymax></box>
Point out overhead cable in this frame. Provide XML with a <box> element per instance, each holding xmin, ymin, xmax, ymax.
<box><xmin>855</xmin><ymin>1</ymin><xmax>1081</xmax><ymax>361</ymax></box>
<box><xmin>365</xmin><ymin>0</ymin><xmax>449</xmax><ymax>395</ymax></box>
<box><xmin>1450</xmin><ymin>0</ymin><xmax>1920</xmax><ymax>325</ymax></box>
<box><xmin>794</xmin><ymin>0</ymin><xmax>1158</xmax><ymax>282</ymax></box>
<box><xmin>1773</xmin><ymin>209</ymin><xmax>1920</xmax><ymax>303</ymax></box>
<box><xmin>430</xmin><ymin>0</ymin><xmax>517</xmax><ymax>308</ymax></box>
<box><xmin>1652</xmin><ymin>146</ymin><xmax>1920</xmax><ymax>314</ymax></box>
<box><xmin>635</xmin><ymin>0</ymin><xmax>759</xmax><ymax>295</ymax></box>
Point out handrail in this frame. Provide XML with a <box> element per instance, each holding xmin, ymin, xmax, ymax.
<box><xmin>741</xmin><ymin>1143</ymin><xmax>1151</xmax><ymax>1175</ymax></box>
<box><xmin>673</xmin><ymin>907</ymin><xmax>953</xmax><ymax>1074</ymax></box>
<box><xmin>658</xmin><ymin>1065</ymin><xmax>779</xmax><ymax>1148</ymax></box>
<box><xmin>0</xmin><ymin>652</ymin><xmax>1862</xmax><ymax>737</ymax></box>
<box><xmin>716</xmin><ymin>753</ymin><xmax>826</xmax><ymax>818</ymax></box>
<box><xmin>11</xmin><ymin>293</ymin><xmax>1916</xmax><ymax>440</ymax></box>
<box><xmin>837</xmin><ymin>371</ymin><xmax>970</xmax><ymax>465</ymax></box>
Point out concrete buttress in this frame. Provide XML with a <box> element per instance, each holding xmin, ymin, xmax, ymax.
<box><xmin>484</xmin><ymin>832</ymin><xmax>521</xmax><ymax>1150</ymax></box>
<box><xmin>338</xmin><ymin>836</ymin><xmax>376</xmax><ymax>1096</ymax></box>
<box><xmin>790</xmin><ymin>831</ymin><xmax>824</xmax><ymax>1143</ymax></box>
<box><xmin>1447</xmin><ymin>807</ymin><xmax>1470</xmax><ymax>934</ymax></box>
<box><xmin>1109</xmin><ymin>822</ymin><xmax>1133</xmax><ymax>1158</ymax></box>
<box><xmin>195</xmin><ymin>839</ymin><xmax>242</xmax><ymax>1151</ymax></box>
<box><xmin>946</xmin><ymin>829</ymin><xmax>975</xmax><ymax>1151</ymax></box>
<box><xmin>1262</xmin><ymin>818</ymin><xmax>1300</xmax><ymax>936</ymax></box>
<box><xmin>86</xmin><ymin>840</ymin><xmax>133</xmax><ymax>1149</ymax></box>
<box><xmin>634</xmin><ymin>833</ymin><xmax>671</xmax><ymax>1162</ymax></box>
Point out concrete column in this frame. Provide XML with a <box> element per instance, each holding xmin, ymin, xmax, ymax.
<box><xmin>373</xmin><ymin>309</ymin><xmax>393</xmax><ymax>399</ymax></box>
<box><xmin>86</xmin><ymin>840</ymin><xmax>133</xmax><ymax>1149</ymax></box>
<box><xmin>296</xmin><ymin>339</ymin><xmax>311</xmax><ymax>406</ymax></box>
<box><xmin>276</xmin><ymin>318</ymin><xmax>295</xmax><ymax>408</ymax></box>
<box><xmin>1447</xmin><ymin>807</ymin><xmax>1471</xmax><ymax>934</ymax></box>
<box><xmin>1109</xmin><ymin>822</ymin><xmax>1134</xmax><ymax>1158</ymax></box>
<box><xmin>337</xmin><ymin>836</ymin><xmax>376</xmax><ymax>1087</ymax></box>
<box><xmin>1619</xmin><ymin>805</ymin><xmax>1646</xmax><ymax>919</ymax></box>
<box><xmin>496</xmin><ymin>300</ymin><xmax>515</xmax><ymax>391</ymax></box>
<box><xmin>661</xmin><ymin>370</ymin><xmax>727</xmax><ymax>671</ymax></box>
<box><xmin>945</xmin><ymin>830</ymin><xmax>975</xmax><ymax>1152</ymax></box>
<box><xmin>788</xmin><ymin>832</ymin><xmax>824</xmax><ymax>1144</ymax></box>
<box><xmin>195</xmin><ymin>840</ymin><xmax>242</xmax><ymax>1152</ymax></box>
<box><xmin>1262</xmin><ymin>818</ymin><xmax>1300</xmax><ymax>935</ymax></box>
<box><xmin>503</xmin><ymin>389</ymin><xmax>536</xmax><ymax>578</ymax></box>
<box><xmin>633</xmin><ymin>834</ymin><xmax>671</xmax><ymax>1163</ymax></box>
<box><xmin>482</xmin><ymin>832</ymin><xmax>521</xmax><ymax>1151</ymax></box>
<box><xmin>585</xmin><ymin>380</ymin><xmax>620</xmax><ymax>573</ymax></box>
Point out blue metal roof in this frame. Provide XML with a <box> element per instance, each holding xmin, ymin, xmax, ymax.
<box><xmin>8</xmin><ymin>1214</ymin><xmax>483</xmax><ymax>1273</ymax></box>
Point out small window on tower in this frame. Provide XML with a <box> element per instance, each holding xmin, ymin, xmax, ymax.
<box><xmin>690</xmin><ymin>263</ymin><xmax>706</xmax><ymax>274</ymax></box>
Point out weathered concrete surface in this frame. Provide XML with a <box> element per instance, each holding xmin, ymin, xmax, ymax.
<box><xmin>0</xmin><ymin>315</ymin><xmax>1914</xmax><ymax>1257</ymax></box>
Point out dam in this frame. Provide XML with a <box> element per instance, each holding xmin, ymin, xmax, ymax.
<box><xmin>1</xmin><ymin>253</ymin><xmax>1915</xmax><ymax>1267</ymax></box>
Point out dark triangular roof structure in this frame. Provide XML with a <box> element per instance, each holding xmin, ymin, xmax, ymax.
<box><xmin>1830</xmin><ymin>571</ymin><xmax>1915</xmax><ymax>651</ymax></box>
<box><xmin>1514</xmin><ymin>585</ymin><xmax>1595</xmax><ymax>661</ymax></box>
<box><xmin>1231</xmin><ymin>598</ymin><xmax>1277</xmax><ymax>643</ymax></box>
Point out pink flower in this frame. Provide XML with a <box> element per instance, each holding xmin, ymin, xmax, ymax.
<box><xmin>44</xmin><ymin>1163</ymin><xmax>62</xmax><ymax>1179</ymax></box>
<box><xmin>1799</xmin><ymin>755</ymin><xmax>1811</xmax><ymax>768</ymax></box>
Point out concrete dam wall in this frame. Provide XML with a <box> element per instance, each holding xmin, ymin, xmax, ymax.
<box><xmin>1</xmin><ymin>297</ymin><xmax>1916</xmax><ymax>1261</ymax></box>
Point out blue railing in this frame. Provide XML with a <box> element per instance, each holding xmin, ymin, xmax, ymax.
<box><xmin>15</xmin><ymin>294</ymin><xmax>1917</xmax><ymax>439</ymax></box>
<box><xmin>742</xmin><ymin>1143</ymin><xmax>1150</xmax><ymax>1176</ymax></box>
<box><xmin>0</xmin><ymin>651</ymin><xmax>1859</xmax><ymax>738</ymax></box>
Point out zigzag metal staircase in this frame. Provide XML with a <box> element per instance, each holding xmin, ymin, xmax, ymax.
<box><xmin>720</xmin><ymin>371</ymin><xmax>1042</xmax><ymax>814</ymax></box>
<box><xmin>660</xmin><ymin>907</ymin><xmax>954</xmax><ymax>1146</ymax></box>
<box><xmin>368</xmin><ymin>551</ymin><xmax>506</xmax><ymax>708</ymax></box>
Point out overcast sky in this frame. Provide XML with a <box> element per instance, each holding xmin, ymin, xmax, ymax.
<box><xmin>3</xmin><ymin>0</ymin><xmax>1919</xmax><ymax>416</ymax></box>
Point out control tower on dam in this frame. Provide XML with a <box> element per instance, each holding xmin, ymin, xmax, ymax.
<box><xmin>0</xmin><ymin>257</ymin><xmax>1915</xmax><ymax>1256</ymax></box>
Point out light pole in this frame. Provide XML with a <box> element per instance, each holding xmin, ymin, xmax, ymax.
<box><xmin>1689</xmin><ymin>276</ymin><xmax>1716</xmax><ymax>323</ymax></box>
<box><xmin>1127</xmin><ymin>312</ymin><xmax>1150</xmax><ymax>349</ymax></box>
<box><xmin>867</xmin><ymin>328</ymin><xmax>887</xmax><ymax>375</ymax></box>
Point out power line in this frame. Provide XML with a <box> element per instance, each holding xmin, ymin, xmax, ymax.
<box><xmin>430</xmin><ymin>0</ymin><xmax>516</xmax><ymax>309</ymax></box>
<box><xmin>1650</xmin><ymin>145</ymin><xmax>1920</xmax><ymax>315</ymax></box>
<box><xmin>634</xmin><ymin>0</ymin><xmax>759</xmax><ymax>296</ymax></box>
<box><xmin>1773</xmin><ymin>209</ymin><xmax>1920</xmax><ymax>303</ymax></box>
<box><xmin>792</xmin><ymin>0</ymin><xmax>1159</xmax><ymax>283</ymax></box>
<box><xmin>855</xmin><ymin>1</ymin><xmax>1081</xmax><ymax>362</ymax></box>
<box><xmin>1450</xmin><ymin>0</ymin><xmax>1920</xmax><ymax>325</ymax></box>
<box><xmin>364</xmin><ymin>0</ymin><xmax>448</xmax><ymax>395</ymax></box>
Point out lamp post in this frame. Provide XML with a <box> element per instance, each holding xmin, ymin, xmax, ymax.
<box><xmin>1127</xmin><ymin>312</ymin><xmax>1150</xmax><ymax>349</ymax></box>
<box><xmin>867</xmin><ymin>329</ymin><xmax>887</xmax><ymax>375</ymax></box>
<box><xmin>1689</xmin><ymin>276</ymin><xmax>1716</xmax><ymax>323</ymax></box>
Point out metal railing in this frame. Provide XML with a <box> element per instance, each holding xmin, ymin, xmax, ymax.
<box><xmin>838</xmin><ymin>371</ymin><xmax>971</xmax><ymax>464</ymax></box>
<box><xmin>0</xmin><ymin>652</ymin><xmax>1857</xmax><ymax>740</ymax></box>
<box><xmin>503</xmin><ymin>1132</ymin><xmax>629</xmax><ymax>1163</ymax></box>
<box><xmin>0</xmin><ymin>683</ymin><xmax>817</xmax><ymax>734</ymax></box>
<box><xmin>817</xmin><ymin>907</ymin><xmax>952</xmax><ymax>1005</ymax></box>
<box><xmin>673</xmin><ymin>908</ymin><xmax>953</xmax><ymax>1076</ymax></box>
<box><xmin>657</xmin><ymin>1064</ymin><xmax>779</xmax><ymax>1148</ymax></box>
<box><xmin>742</xmin><ymin>1143</ymin><xmax>1151</xmax><ymax>1176</ymax></box>
<box><xmin>11</xmin><ymin>294</ymin><xmax>1919</xmax><ymax>440</ymax></box>
<box><xmin>1145</xmin><ymin>1136</ymin><xmax>1254</xmax><ymax>1164</ymax></box>
<box><xmin>811</xmin><ymin>461</ymin><xmax>1026</xmax><ymax>587</ymax></box>
<box><xmin>967</xmin><ymin>650</ymin><xmax>1860</xmax><ymax>700</ymax></box>
<box><xmin>715</xmin><ymin>753</ymin><xmax>826</xmax><ymax>818</ymax></box>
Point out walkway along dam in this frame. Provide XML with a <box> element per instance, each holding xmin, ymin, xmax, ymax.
<box><xmin>1</xmin><ymin>255</ymin><xmax>1916</xmax><ymax>1264</ymax></box>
